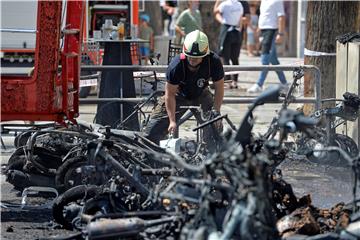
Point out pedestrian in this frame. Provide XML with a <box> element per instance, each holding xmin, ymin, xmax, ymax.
<box><xmin>160</xmin><ymin>0</ymin><xmax>178</xmax><ymax>36</ymax></box>
<box><xmin>144</xmin><ymin>30</ymin><xmax>224</xmax><ymax>150</ymax></box>
<box><xmin>213</xmin><ymin>0</ymin><xmax>248</xmax><ymax>89</ymax></box>
<box><xmin>247</xmin><ymin>0</ymin><xmax>287</xmax><ymax>93</ymax></box>
<box><xmin>138</xmin><ymin>14</ymin><xmax>154</xmax><ymax>64</ymax></box>
<box><xmin>175</xmin><ymin>0</ymin><xmax>202</xmax><ymax>43</ymax></box>
<box><xmin>246</xmin><ymin>4</ymin><xmax>260</xmax><ymax>57</ymax></box>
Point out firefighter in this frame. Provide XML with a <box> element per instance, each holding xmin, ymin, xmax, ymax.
<box><xmin>144</xmin><ymin>30</ymin><xmax>225</xmax><ymax>149</ymax></box>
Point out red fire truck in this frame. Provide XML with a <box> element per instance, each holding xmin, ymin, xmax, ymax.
<box><xmin>1</xmin><ymin>0</ymin><xmax>140</xmax><ymax>98</ymax></box>
<box><xmin>1</xmin><ymin>0</ymin><xmax>140</xmax><ymax>122</ymax></box>
<box><xmin>1</xmin><ymin>1</ymin><xmax>140</xmax><ymax>63</ymax></box>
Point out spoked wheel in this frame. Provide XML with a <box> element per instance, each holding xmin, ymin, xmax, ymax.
<box><xmin>52</xmin><ymin>185</ymin><xmax>102</xmax><ymax>230</ymax></box>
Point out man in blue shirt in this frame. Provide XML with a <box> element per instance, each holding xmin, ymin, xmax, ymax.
<box><xmin>144</xmin><ymin>30</ymin><xmax>225</xmax><ymax>147</ymax></box>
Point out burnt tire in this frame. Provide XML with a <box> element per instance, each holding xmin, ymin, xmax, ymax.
<box><xmin>7</xmin><ymin>147</ymin><xmax>27</xmax><ymax>170</ymax></box>
<box><xmin>7</xmin><ymin>156</ymin><xmax>26</xmax><ymax>172</ymax></box>
<box><xmin>52</xmin><ymin>185</ymin><xmax>101</xmax><ymax>230</ymax></box>
<box><xmin>55</xmin><ymin>156</ymin><xmax>89</xmax><ymax>192</ymax></box>
<box><xmin>307</xmin><ymin>134</ymin><xmax>355</xmax><ymax>167</ymax></box>
<box><xmin>8</xmin><ymin>146</ymin><xmax>62</xmax><ymax>171</ymax></box>
<box><xmin>334</xmin><ymin>134</ymin><xmax>359</xmax><ymax>159</ymax></box>
<box><xmin>6</xmin><ymin>156</ymin><xmax>27</xmax><ymax>191</ymax></box>
<box><xmin>14</xmin><ymin>131</ymin><xmax>32</xmax><ymax>148</ymax></box>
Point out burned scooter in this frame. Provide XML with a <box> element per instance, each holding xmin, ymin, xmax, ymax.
<box><xmin>296</xmin><ymin>92</ymin><xmax>360</xmax><ymax>166</ymax></box>
<box><xmin>4</xmin><ymin>121</ymin><xmax>99</xmax><ymax>191</ymax></box>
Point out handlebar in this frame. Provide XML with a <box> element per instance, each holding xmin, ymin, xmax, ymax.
<box><xmin>192</xmin><ymin>114</ymin><xmax>227</xmax><ymax>132</ymax></box>
<box><xmin>278</xmin><ymin>109</ymin><xmax>318</xmax><ymax>134</ymax></box>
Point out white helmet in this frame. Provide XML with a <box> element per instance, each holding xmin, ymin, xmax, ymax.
<box><xmin>182</xmin><ymin>30</ymin><xmax>210</xmax><ymax>58</ymax></box>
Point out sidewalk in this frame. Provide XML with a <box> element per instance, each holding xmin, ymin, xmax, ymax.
<box><xmin>225</xmin><ymin>49</ymin><xmax>303</xmax><ymax>95</ymax></box>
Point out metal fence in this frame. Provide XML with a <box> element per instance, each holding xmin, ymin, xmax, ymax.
<box><xmin>79</xmin><ymin>65</ymin><xmax>321</xmax><ymax>110</ymax></box>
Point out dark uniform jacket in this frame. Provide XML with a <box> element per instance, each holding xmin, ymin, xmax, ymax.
<box><xmin>166</xmin><ymin>52</ymin><xmax>224</xmax><ymax>100</ymax></box>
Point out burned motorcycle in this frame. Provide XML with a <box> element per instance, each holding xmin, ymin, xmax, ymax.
<box><xmin>157</xmin><ymin>86</ymin><xmax>318</xmax><ymax>240</ymax></box>
<box><xmin>5</xmin><ymin>121</ymin><xmax>98</xmax><ymax>191</ymax></box>
<box><xmin>296</xmin><ymin>92</ymin><xmax>360</xmax><ymax>166</ymax></box>
<box><xmin>51</xmin><ymin>131</ymin><xmax>180</xmax><ymax>230</ymax></box>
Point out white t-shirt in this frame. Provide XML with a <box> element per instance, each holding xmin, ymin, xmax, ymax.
<box><xmin>218</xmin><ymin>0</ymin><xmax>244</xmax><ymax>27</ymax></box>
<box><xmin>259</xmin><ymin>0</ymin><xmax>285</xmax><ymax>29</ymax></box>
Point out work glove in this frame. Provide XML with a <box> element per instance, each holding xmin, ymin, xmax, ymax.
<box><xmin>210</xmin><ymin>109</ymin><xmax>223</xmax><ymax>133</ymax></box>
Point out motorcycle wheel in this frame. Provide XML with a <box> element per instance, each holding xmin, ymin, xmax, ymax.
<box><xmin>334</xmin><ymin>133</ymin><xmax>359</xmax><ymax>159</ymax></box>
<box><xmin>307</xmin><ymin>135</ymin><xmax>351</xmax><ymax>167</ymax></box>
<box><xmin>55</xmin><ymin>156</ymin><xmax>90</xmax><ymax>192</ymax></box>
<box><xmin>7</xmin><ymin>147</ymin><xmax>26</xmax><ymax>170</ymax></box>
<box><xmin>52</xmin><ymin>185</ymin><xmax>101</xmax><ymax>230</ymax></box>
<box><xmin>14</xmin><ymin>131</ymin><xmax>32</xmax><ymax>148</ymax></box>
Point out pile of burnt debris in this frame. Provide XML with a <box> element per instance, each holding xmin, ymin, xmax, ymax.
<box><xmin>2</xmin><ymin>70</ymin><xmax>360</xmax><ymax>239</ymax></box>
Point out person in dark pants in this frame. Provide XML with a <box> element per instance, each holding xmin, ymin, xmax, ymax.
<box><xmin>144</xmin><ymin>30</ymin><xmax>225</xmax><ymax>149</ymax></box>
<box><xmin>214</xmin><ymin>0</ymin><xmax>249</xmax><ymax>89</ymax></box>
<box><xmin>247</xmin><ymin>0</ymin><xmax>287</xmax><ymax>93</ymax></box>
<box><xmin>160</xmin><ymin>0</ymin><xmax>178</xmax><ymax>36</ymax></box>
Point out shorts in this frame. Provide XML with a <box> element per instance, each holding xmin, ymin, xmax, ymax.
<box><xmin>247</xmin><ymin>32</ymin><xmax>255</xmax><ymax>45</ymax></box>
<box><xmin>140</xmin><ymin>46</ymin><xmax>150</xmax><ymax>57</ymax></box>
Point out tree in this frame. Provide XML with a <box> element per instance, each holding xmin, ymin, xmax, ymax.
<box><xmin>304</xmin><ymin>1</ymin><xmax>360</xmax><ymax>112</ymax></box>
<box><xmin>200</xmin><ymin>1</ymin><xmax>221</xmax><ymax>52</ymax></box>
